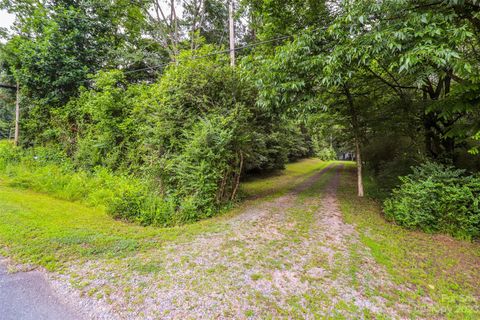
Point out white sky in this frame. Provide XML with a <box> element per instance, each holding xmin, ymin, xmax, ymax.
<box><xmin>0</xmin><ymin>9</ymin><xmax>15</xmax><ymax>29</ymax></box>
<box><xmin>0</xmin><ymin>5</ymin><xmax>184</xmax><ymax>30</ymax></box>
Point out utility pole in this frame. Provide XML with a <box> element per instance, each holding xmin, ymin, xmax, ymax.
<box><xmin>229</xmin><ymin>0</ymin><xmax>235</xmax><ymax>67</ymax></box>
<box><xmin>14</xmin><ymin>81</ymin><xmax>20</xmax><ymax>146</ymax></box>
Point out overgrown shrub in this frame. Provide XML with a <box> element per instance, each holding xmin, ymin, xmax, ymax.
<box><xmin>162</xmin><ymin>113</ymin><xmax>248</xmax><ymax>222</ymax></box>
<box><xmin>1</xmin><ymin>47</ymin><xmax>315</xmax><ymax>226</ymax></box>
<box><xmin>384</xmin><ymin>162</ymin><xmax>480</xmax><ymax>240</ymax></box>
<box><xmin>0</xmin><ymin>141</ymin><xmax>19</xmax><ymax>170</ymax></box>
<box><xmin>57</xmin><ymin>70</ymin><xmax>146</xmax><ymax>172</ymax></box>
<box><xmin>316</xmin><ymin>146</ymin><xmax>337</xmax><ymax>161</ymax></box>
<box><xmin>0</xmin><ymin>141</ymin><xmax>176</xmax><ymax>226</ymax></box>
<box><xmin>107</xmin><ymin>186</ymin><xmax>175</xmax><ymax>226</ymax></box>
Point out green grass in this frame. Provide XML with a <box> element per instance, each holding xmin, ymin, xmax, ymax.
<box><xmin>0</xmin><ymin>158</ymin><xmax>334</xmax><ymax>271</ymax></box>
<box><xmin>0</xmin><ymin>183</ymin><xmax>226</xmax><ymax>271</ymax></box>
<box><xmin>337</xmin><ymin>163</ymin><xmax>480</xmax><ymax>319</ymax></box>
<box><xmin>240</xmin><ymin>158</ymin><xmax>332</xmax><ymax>198</ymax></box>
<box><xmin>1</xmin><ymin>159</ymin><xmax>478</xmax><ymax>319</ymax></box>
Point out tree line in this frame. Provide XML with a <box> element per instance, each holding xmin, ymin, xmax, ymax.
<box><xmin>0</xmin><ymin>0</ymin><xmax>479</xmax><ymax>237</ymax></box>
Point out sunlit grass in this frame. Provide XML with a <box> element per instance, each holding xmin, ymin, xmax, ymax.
<box><xmin>337</xmin><ymin>164</ymin><xmax>480</xmax><ymax>319</ymax></box>
<box><xmin>240</xmin><ymin>159</ymin><xmax>334</xmax><ymax>198</ymax></box>
<box><xmin>0</xmin><ymin>158</ymin><xmax>331</xmax><ymax>271</ymax></box>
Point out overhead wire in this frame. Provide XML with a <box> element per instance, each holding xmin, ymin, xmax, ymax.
<box><xmin>80</xmin><ymin>25</ymin><xmax>329</xmax><ymax>83</ymax></box>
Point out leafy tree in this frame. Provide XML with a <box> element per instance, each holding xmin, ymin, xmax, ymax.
<box><xmin>250</xmin><ymin>0</ymin><xmax>480</xmax><ymax>197</ymax></box>
<box><xmin>241</xmin><ymin>0</ymin><xmax>331</xmax><ymax>39</ymax></box>
<box><xmin>327</xmin><ymin>0</ymin><xmax>480</xmax><ymax>160</ymax></box>
<box><xmin>183</xmin><ymin>0</ymin><xmax>229</xmax><ymax>48</ymax></box>
<box><xmin>0</xmin><ymin>0</ymin><xmax>158</xmax><ymax>144</ymax></box>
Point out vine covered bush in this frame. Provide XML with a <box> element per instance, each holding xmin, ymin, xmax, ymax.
<box><xmin>384</xmin><ymin>162</ymin><xmax>480</xmax><ymax>240</ymax></box>
<box><xmin>0</xmin><ymin>47</ymin><xmax>312</xmax><ymax>225</ymax></box>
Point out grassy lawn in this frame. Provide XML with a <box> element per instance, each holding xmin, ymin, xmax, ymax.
<box><xmin>240</xmin><ymin>158</ymin><xmax>333</xmax><ymax>198</ymax></box>
<box><xmin>0</xmin><ymin>159</ymin><xmax>479</xmax><ymax>319</ymax></box>
<box><xmin>0</xmin><ymin>158</ymin><xmax>331</xmax><ymax>272</ymax></box>
<box><xmin>337</xmin><ymin>163</ymin><xmax>480</xmax><ymax>319</ymax></box>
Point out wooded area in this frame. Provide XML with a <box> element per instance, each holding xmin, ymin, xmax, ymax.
<box><xmin>0</xmin><ymin>1</ymin><xmax>479</xmax><ymax>319</ymax></box>
<box><xmin>0</xmin><ymin>0</ymin><xmax>479</xmax><ymax>239</ymax></box>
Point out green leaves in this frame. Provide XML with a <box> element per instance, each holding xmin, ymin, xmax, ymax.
<box><xmin>384</xmin><ymin>162</ymin><xmax>480</xmax><ymax>240</ymax></box>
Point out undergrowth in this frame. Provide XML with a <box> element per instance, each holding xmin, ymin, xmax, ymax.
<box><xmin>338</xmin><ymin>164</ymin><xmax>480</xmax><ymax>319</ymax></box>
<box><xmin>0</xmin><ymin>141</ymin><xmax>176</xmax><ymax>226</ymax></box>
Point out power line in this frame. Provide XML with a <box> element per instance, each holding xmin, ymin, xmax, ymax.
<box><xmin>122</xmin><ymin>34</ymin><xmax>292</xmax><ymax>76</ymax></box>
<box><xmin>75</xmin><ymin>25</ymin><xmax>328</xmax><ymax>85</ymax></box>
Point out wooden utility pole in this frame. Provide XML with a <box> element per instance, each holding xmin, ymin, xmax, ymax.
<box><xmin>0</xmin><ymin>82</ymin><xmax>20</xmax><ymax>145</ymax></box>
<box><xmin>14</xmin><ymin>81</ymin><xmax>20</xmax><ymax>146</ymax></box>
<box><xmin>229</xmin><ymin>0</ymin><xmax>235</xmax><ymax>67</ymax></box>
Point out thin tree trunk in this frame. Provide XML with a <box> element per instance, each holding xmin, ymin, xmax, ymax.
<box><xmin>343</xmin><ymin>84</ymin><xmax>364</xmax><ymax>197</ymax></box>
<box><xmin>231</xmin><ymin>151</ymin><xmax>243</xmax><ymax>200</ymax></box>
<box><xmin>229</xmin><ymin>0</ymin><xmax>235</xmax><ymax>67</ymax></box>
<box><xmin>355</xmin><ymin>138</ymin><xmax>364</xmax><ymax>197</ymax></box>
<box><xmin>217</xmin><ymin>169</ymin><xmax>229</xmax><ymax>203</ymax></box>
<box><xmin>171</xmin><ymin>0</ymin><xmax>179</xmax><ymax>57</ymax></box>
<box><xmin>14</xmin><ymin>81</ymin><xmax>20</xmax><ymax>146</ymax></box>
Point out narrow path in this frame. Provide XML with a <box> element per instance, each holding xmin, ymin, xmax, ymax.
<box><xmin>0</xmin><ymin>257</ymin><xmax>81</xmax><ymax>320</ymax></box>
<box><xmin>52</xmin><ymin>163</ymin><xmax>413</xmax><ymax>319</ymax></box>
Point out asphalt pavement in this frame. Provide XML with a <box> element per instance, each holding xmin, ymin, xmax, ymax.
<box><xmin>0</xmin><ymin>257</ymin><xmax>81</xmax><ymax>320</ymax></box>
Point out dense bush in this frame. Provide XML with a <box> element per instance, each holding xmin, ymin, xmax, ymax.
<box><xmin>315</xmin><ymin>145</ymin><xmax>337</xmax><ymax>161</ymax></box>
<box><xmin>0</xmin><ymin>141</ymin><xmax>176</xmax><ymax>226</ymax></box>
<box><xmin>0</xmin><ymin>141</ymin><xmax>19</xmax><ymax>170</ymax></box>
<box><xmin>162</xmin><ymin>113</ymin><xmax>248</xmax><ymax>221</ymax></box>
<box><xmin>107</xmin><ymin>185</ymin><xmax>175</xmax><ymax>226</ymax></box>
<box><xmin>384</xmin><ymin>162</ymin><xmax>480</xmax><ymax>239</ymax></box>
<box><xmin>56</xmin><ymin>70</ymin><xmax>146</xmax><ymax>171</ymax></box>
<box><xmin>0</xmin><ymin>47</ymin><xmax>313</xmax><ymax>225</ymax></box>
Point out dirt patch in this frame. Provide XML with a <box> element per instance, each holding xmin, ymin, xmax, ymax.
<box><xmin>46</xmin><ymin>164</ymin><xmax>421</xmax><ymax>319</ymax></box>
<box><xmin>309</xmin><ymin>169</ymin><xmax>404</xmax><ymax>318</ymax></box>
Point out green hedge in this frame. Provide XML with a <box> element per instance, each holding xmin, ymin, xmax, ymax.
<box><xmin>384</xmin><ymin>162</ymin><xmax>480</xmax><ymax>240</ymax></box>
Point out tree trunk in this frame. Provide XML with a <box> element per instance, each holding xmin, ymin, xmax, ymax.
<box><xmin>172</xmin><ymin>0</ymin><xmax>179</xmax><ymax>57</ymax></box>
<box><xmin>343</xmin><ymin>84</ymin><xmax>364</xmax><ymax>197</ymax></box>
<box><xmin>14</xmin><ymin>81</ymin><xmax>20</xmax><ymax>146</ymax></box>
<box><xmin>229</xmin><ymin>0</ymin><xmax>235</xmax><ymax>67</ymax></box>
<box><xmin>231</xmin><ymin>150</ymin><xmax>243</xmax><ymax>201</ymax></box>
<box><xmin>355</xmin><ymin>138</ymin><xmax>364</xmax><ymax>197</ymax></box>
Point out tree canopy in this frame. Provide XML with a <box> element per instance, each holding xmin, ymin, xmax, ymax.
<box><xmin>0</xmin><ymin>0</ymin><xmax>479</xmax><ymax>227</ymax></box>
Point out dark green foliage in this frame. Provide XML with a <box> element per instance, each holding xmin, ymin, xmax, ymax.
<box><xmin>26</xmin><ymin>46</ymin><xmax>310</xmax><ymax>225</ymax></box>
<box><xmin>243</xmin><ymin>0</ymin><xmax>331</xmax><ymax>39</ymax></box>
<box><xmin>0</xmin><ymin>0</ymin><xmax>165</xmax><ymax>145</ymax></box>
<box><xmin>0</xmin><ymin>90</ymin><xmax>14</xmax><ymax>139</ymax></box>
<box><xmin>384</xmin><ymin>162</ymin><xmax>480</xmax><ymax>240</ymax></box>
<box><xmin>58</xmin><ymin>70</ymin><xmax>145</xmax><ymax>171</ymax></box>
<box><xmin>364</xmin><ymin>135</ymin><xmax>426</xmax><ymax>197</ymax></box>
<box><xmin>107</xmin><ymin>187</ymin><xmax>175</xmax><ymax>227</ymax></box>
<box><xmin>162</xmin><ymin>114</ymin><xmax>247</xmax><ymax>221</ymax></box>
<box><xmin>0</xmin><ymin>140</ymin><xmax>178</xmax><ymax>226</ymax></box>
